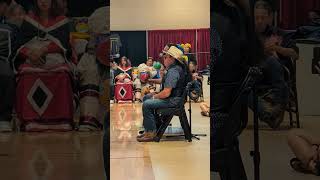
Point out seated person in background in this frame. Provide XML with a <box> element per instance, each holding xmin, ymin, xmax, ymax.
<box><xmin>308</xmin><ymin>9</ymin><xmax>320</xmax><ymax>26</ymax></box>
<box><xmin>0</xmin><ymin>0</ymin><xmax>14</xmax><ymax>132</ymax></box>
<box><xmin>5</xmin><ymin>2</ymin><xmax>25</xmax><ymax>27</ymax></box>
<box><xmin>252</xmin><ymin>0</ymin><xmax>291</xmax><ymax>129</ymax></box>
<box><xmin>188</xmin><ymin>60</ymin><xmax>203</xmax><ymax>101</ymax></box>
<box><xmin>288</xmin><ymin>129</ymin><xmax>320</xmax><ymax>176</ymax></box>
<box><xmin>114</xmin><ymin>56</ymin><xmax>144</xmax><ymax>101</ymax></box>
<box><xmin>134</xmin><ymin>57</ymin><xmax>156</xmax><ymax>102</ymax></box>
<box><xmin>141</xmin><ymin>63</ymin><xmax>164</xmax><ymax>99</ymax></box>
<box><xmin>255</xmin><ymin>0</ymin><xmax>299</xmax><ymax>73</ymax></box>
<box><xmin>137</xmin><ymin>45</ymin><xmax>188</xmax><ymax>142</ymax></box>
<box><xmin>137</xmin><ymin>58</ymin><xmax>164</xmax><ymax>100</ymax></box>
<box><xmin>114</xmin><ymin>56</ymin><xmax>132</xmax><ymax>83</ymax></box>
<box><xmin>13</xmin><ymin>0</ymin><xmax>75</xmax><ymax>131</ymax></box>
<box><xmin>139</xmin><ymin>57</ymin><xmax>154</xmax><ymax>71</ymax></box>
<box><xmin>15</xmin><ymin>0</ymin><xmax>71</xmax><ymax>68</ymax></box>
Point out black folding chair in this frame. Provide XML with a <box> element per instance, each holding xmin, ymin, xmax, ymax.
<box><xmin>283</xmin><ymin>59</ymin><xmax>300</xmax><ymax>128</ymax></box>
<box><xmin>153</xmin><ymin>84</ymin><xmax>193</xmax><ymax>142</ymax></box>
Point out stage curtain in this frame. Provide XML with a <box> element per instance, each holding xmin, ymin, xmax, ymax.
<box><xmin>280</xmin><ymin>0</ymin><xmax>320</xmax><ymax>29</ymax></box>
<box><xmin>147</xmin><ymin>29</ymin><xmax>196</xmax><ymax>62</ymax></box>
<box><xmin>111</xmin><ymin>31</ymin><xmax>147</xmax><ymax>66</ymax></box>
<box><xmin>196</xmin><ymin>28</ymin><xmax>210</xmax><ymax>71</ymax></box>
<box><xmin>67</xmin><ymin>0</ymin><xmax>108</xmax><ymax>17</ymax></box>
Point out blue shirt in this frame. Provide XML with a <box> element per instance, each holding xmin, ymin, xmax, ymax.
<box><xmin>162</xmin><ymin>61</ymin><xmax>186</xmax><ymax>106</ymax></box>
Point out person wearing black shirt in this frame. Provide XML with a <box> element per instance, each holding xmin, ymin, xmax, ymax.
<box><xmin>253</xmin><ymin>0</ymin><xmax>298</xmax><ymax>129</ymax></box>
<box><xmin>0</xmin><ymin>0</ymin><xmax>15</xmax><ymax>132</ymax></box>
<box><xmin>211</xmin><ymin>0</ymin><xmax>263</xmax><ymax>179</ymax></box>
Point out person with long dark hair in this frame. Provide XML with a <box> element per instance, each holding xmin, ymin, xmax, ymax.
<box><xmin>15</xmin><ymin>0</ymin><xmax>71</xmax><ymax>67</ymax></box>
<box><xmin>13</xmin><ymin>0</ymin><xmax>74</xmax><ymax>131</ymax></box>
<box><xmin>114</xmin><ymin>56</ymin><xmax>132</xmax><ymax>83</ymax></box>
<box><xmin>211</xmin><ymin>0</ymin><xmax>263</xmax><ymax>179</ymax></box>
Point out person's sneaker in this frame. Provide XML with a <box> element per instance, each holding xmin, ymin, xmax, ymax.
<box><xmin>0</xmin><ymin>121</ymin><xmax>12</xmax><ymax>132</ymax></box>
<box><xmin>110</xmin><ymin>100</ymin><xmax>114</xmax><ymax>104</ymax></box>
<box><xmin>136</xmin><ymin>132</ymin><xmax>145</xmax><ymax>139</ymax></box>
<box><xmin>137</xmin><ymin>132</ymin><xmax>156</xmax><ymax>142</ymax></box>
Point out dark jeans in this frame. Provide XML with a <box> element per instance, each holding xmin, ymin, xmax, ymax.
<box><xmin>190</xmin><ymin>80</ymin><xmax>201</xmax><ymax>94</ymax></box>
<box><xmin>247</xmin><ymin>56</ymin><xmax>288</xmax><ymax>128</ymax></box>
<box><xmin>142</xmin><ymin>94</ymin><xmax>175</xmax><ymax>132</ymax></box>
<box><xmin>259</xmin><ymin>56</ymin><xmax>288</xmax><ymax>104</ymax></box>
<box><xmin>0</xmin><ymin>61</ymin><xmax>15</xmax><ymax>122</ymax></box>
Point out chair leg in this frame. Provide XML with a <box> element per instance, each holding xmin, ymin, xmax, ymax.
<box><xmin>293</xmin><ymin>85</ymin><xmax>300</xmax><ymax>128</ymax></box>
<box><xmin>288</xmin><ymin>102</ymin><xmax>293</xmax><ymax>128</ymax></box>
<box><xmin>179</xmin><ymin>111</ymin><xmax>192</xmax><ymax>142</ymax></box>
<box><xmin>154</xmin><ymin>115</ymin><xmax>174</xmax><ymax>142</ymax></box>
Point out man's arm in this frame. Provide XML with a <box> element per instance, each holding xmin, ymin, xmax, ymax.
<box><xmin>148</xmin><ymin>78</ymin><xmax>162</xmax><ymax>84</ymax></box>
<box><xmin>153</xmin><ymin>88</ymin><xmax>172</xmax><ymax>99</ymax></box>
<box><xmin>196</xmin><ymin>74</ymin><xmax>203</xmax><ymax>81</ymax></box>
<box><xmin>274</xmin><ymin>45</ymin><xmax>299</xmax><ymax>60</ymax></box>
<box><xmin>153</xmin><ymin>68</ymin><xmax>180</xmax><ymax>99</ymax></box>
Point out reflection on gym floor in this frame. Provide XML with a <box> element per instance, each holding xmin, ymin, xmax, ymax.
<box><xmin>0</xmin><ymin>132</ymin><xmax>105</xmax><ymax>180</ymax></box>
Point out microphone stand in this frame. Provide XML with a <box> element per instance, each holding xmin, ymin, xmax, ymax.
<box><xmin>250</xmin><ymin>82</ymin><xmax>260</xmax><ymax>180</ymax></box>
<box><xmin>187</xmin><ymin>83</ymin><xmax>207</xmax><ymax>140</ymax></box>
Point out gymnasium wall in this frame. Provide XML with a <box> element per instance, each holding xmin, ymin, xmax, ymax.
<box><xmin>110</xmin><ymin>0</ymin><xmax>210</xmax><ymax>30</ymax></box>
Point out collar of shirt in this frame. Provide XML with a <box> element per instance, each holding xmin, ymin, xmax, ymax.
<box><xmin>166</xmin><ymin>61</ymin><xmax>177</xmax><ymax>71</ymax></box>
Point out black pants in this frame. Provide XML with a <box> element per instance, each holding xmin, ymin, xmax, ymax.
<box><xmin>0</xmin><ymin>68</ymin><xmax>15</xmax><ymax>122</ymax></box>
<box><xmin>103</xmin><ymin>111</ymin><xmax>109</xmax><ymax>179</ymax></box>
<box><xmin>211</xmin><ymin>85</ymin><xmax>247</xmax><ymax>180</ymax></box>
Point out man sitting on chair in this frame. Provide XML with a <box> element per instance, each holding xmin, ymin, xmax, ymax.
<box><xmin>137</xmin><ymin>45</ymin><xmax>188</xmax><ymax>142</ymax></box>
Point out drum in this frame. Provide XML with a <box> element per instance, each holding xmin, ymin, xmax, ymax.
<box><xmin>139</xmin><ymin>71</ymin><xmax>150</xmax><ymax>83</ymax></box>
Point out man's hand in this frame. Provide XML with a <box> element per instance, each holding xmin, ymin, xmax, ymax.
<box><xmin>153</xmin><ymin>88</ymin><xmax>171</xmax><ymax>99</ymax></box>
<box><xmin>28</xmin><ymin>47</ymin><xmax>48</xmax><ymax>66</ymax></box>
<box><xmin>192</xmin><ymin>73</ymin><xmax>198</xmax><ymax>80</ymax></box>
<box><xmin>28</xmin><ymin>50</ymin><xmax>42</xmax><ymax>65</ymax></box>
<box><xmin>264</xmin><ymin>37</ymin><xmax>277</xmax><ymax>55</ymax></box>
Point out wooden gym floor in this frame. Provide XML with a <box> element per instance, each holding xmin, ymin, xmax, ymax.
<box><xmin>110</xmin><ymin>76</ymin><xmax>211</xmax><ymax>180</ymax></box>
<box><xmin>0</xmin><ymin>132</ymin><xmax>105</xmax><ymax>180</ymax></box>
<box><xmin>211</xmin><ymin>114</ymin><xmax>320</xmax><ymax>180</ymax></box>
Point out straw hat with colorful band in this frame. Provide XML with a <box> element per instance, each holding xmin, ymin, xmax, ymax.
<box><xmin>184</xmin><ymin>43</ymin><xmax>192</xmax><ymax>48</ymax></box>
<box><xmin>162</xmin><ymin>46</ymin><xmax>184</xmax><ymax>64</ymax></box>
<box><xmin>176</xmin><ymin>44</ymin><xmax>185</xmax><ymax>53</ymax></box>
